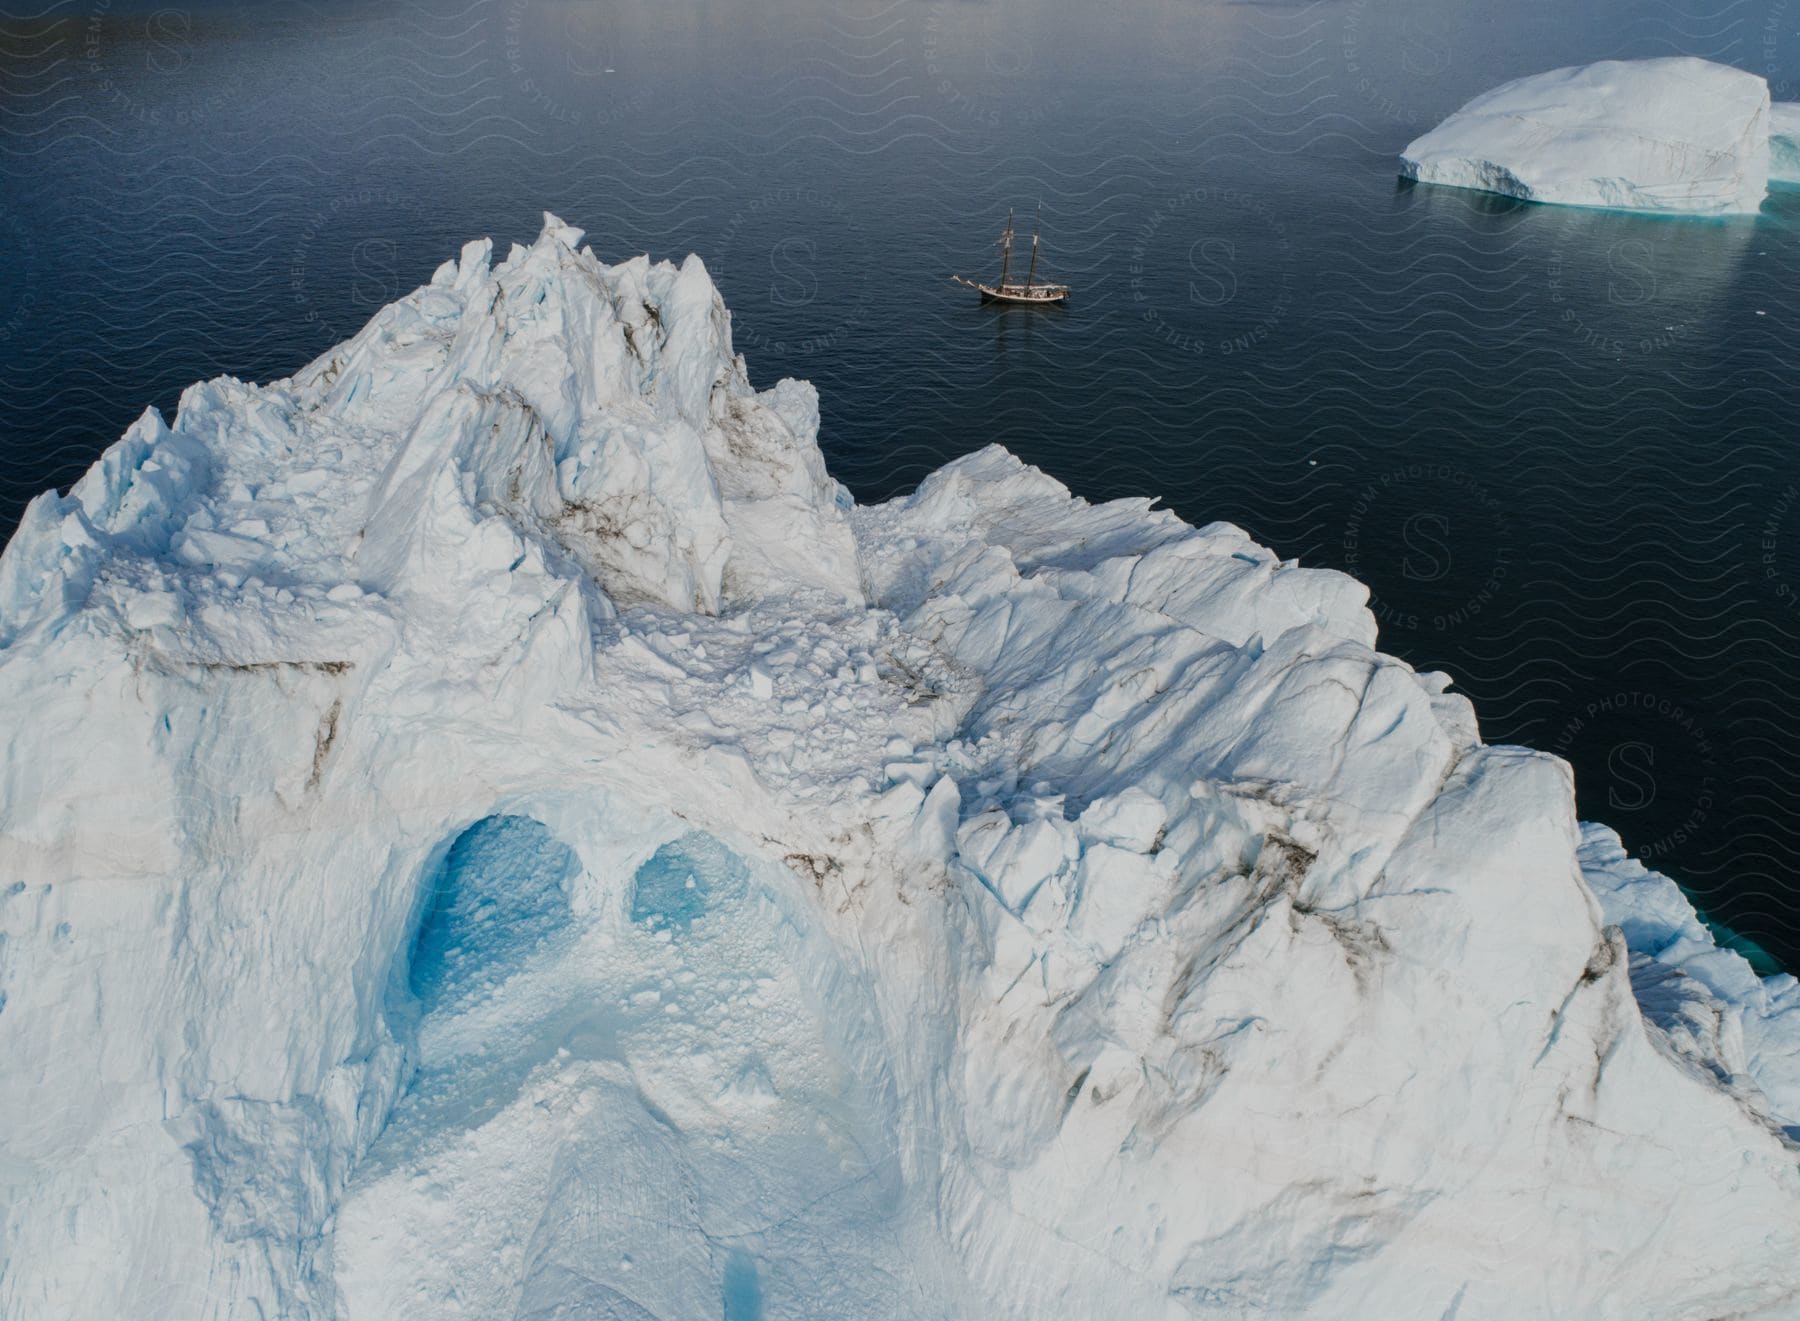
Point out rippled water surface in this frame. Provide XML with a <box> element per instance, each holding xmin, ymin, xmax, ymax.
<box><xmin>4</xmin><ymin>0</ymin><xmax>1800</xmax><ymax>966</ymax></box>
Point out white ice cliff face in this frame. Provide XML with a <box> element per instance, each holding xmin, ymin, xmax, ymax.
<box><xmin>1400</xmin><ymin>58</ymin><xmax>1777</xmax><ymax>213</ymax></box>
<box><xmin>2</xmin><ymin>215</ymin><xmax>1799</xmax><ymax>1320</ymax></box>
<box><xmin>1772</xmin><ymin>102</ymin><xmax>1800</xmax><ymax>186</ymax></box>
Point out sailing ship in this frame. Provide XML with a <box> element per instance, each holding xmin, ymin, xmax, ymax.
<box><xmin>952</xmin><ymin>208</ymin><xmax>1069</xmax><ymax>305</ymax></box>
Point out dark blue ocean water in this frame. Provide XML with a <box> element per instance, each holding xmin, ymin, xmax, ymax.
<box><xmin>4</xmin><ymin>0</ymin><xmax>1800</xmax><ymax>967</ymax></box>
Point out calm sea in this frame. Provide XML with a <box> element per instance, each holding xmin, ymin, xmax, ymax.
<box><xmin>4</xmin><ymin>0</ymin><xmax>1799</xmax><ymax>968</ymax></box>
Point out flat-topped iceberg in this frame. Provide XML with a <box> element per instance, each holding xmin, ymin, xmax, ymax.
<box><xmin>1401</xmin><ymin>57</ymin><xmax>1775</xmax><ymax>213</ymax></box>
<box><xmin>3</xmin><ymin>215</ymin><xmax>1800</xmax><ymax>1319</ymax></box>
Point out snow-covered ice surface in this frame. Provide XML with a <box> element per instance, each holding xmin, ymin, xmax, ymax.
<box><xmin>1400</xmin><ymin>58</ymin><xmax>1773</xmax><ymax>213</ymax></box>
<box><xmin>4</xmin><ymin>215</ymin><xmax>1800</xmax><ymax>1319</ymax></box>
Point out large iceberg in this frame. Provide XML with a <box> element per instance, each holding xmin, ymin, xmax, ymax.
<box><xmin>1400</xmin><ymin>57</ymin><xmax>1776</xmax><ymax>213</ymax></box>
<box><xmin>3</xmin><ymin>215</ymin><xmax>1800</xmax><ymax>1319</ymax></box>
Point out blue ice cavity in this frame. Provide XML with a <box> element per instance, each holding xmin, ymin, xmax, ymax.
<box><xmin>630</xmin><ymin>833</ymin><xmax>748</xmax><ymax>932</ymax></box>
<box><xmin>407</xmin><ymin>815</ymin><xmax>578</xmax><ymax>1010</ymax></box>
<box><xmin>722</xmin><ymin>1248</ymin><xmax>764</xmax><ymax>1320</ymax></box>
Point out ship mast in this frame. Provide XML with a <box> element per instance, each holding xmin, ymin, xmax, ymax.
<box><xmin>998</xmin><ymin>209</ymin><xmax>1014</xmax><ymax>287</ymax></box>
<box><xmin>1025</xmin><ymin>205</ymin><xmax>1041</xmax><ymax>291</ymax></box>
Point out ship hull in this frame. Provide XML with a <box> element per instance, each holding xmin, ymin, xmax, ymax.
<box><xmin>976</xmin><ymin>283</ymin><xmax>1069</xmax><ymax>305</ymax></box>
